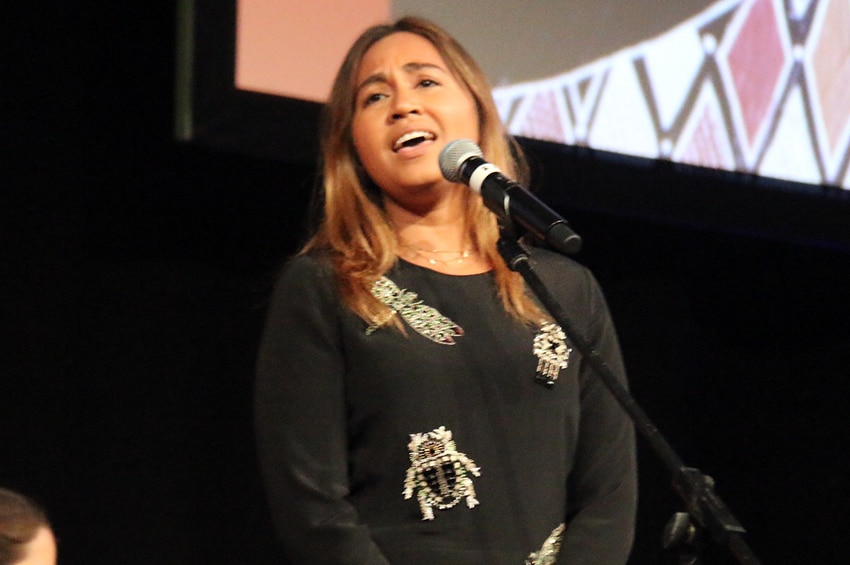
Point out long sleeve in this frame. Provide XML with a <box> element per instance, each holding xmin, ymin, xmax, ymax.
<box><xmin>254</xmin><ymin>256</ymin><xmax>391</xmax><ymax>565</ymax></box>
<box><xmin>556</xmin><ymin>267</ymin><xmax>638</xmax><ymax>563</ymax></box>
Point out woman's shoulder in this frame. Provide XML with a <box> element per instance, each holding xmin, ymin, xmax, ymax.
<box><xmin>279</xmin><ymin>250</ymin><xmax>334</xmax><ymax>278</ymax></box>
<box><xmin>271</xmin><ymin>251</ymin><xmax>338</xmax><ymax>299</ymax></box>
<box><xmin>526</xmin><ymin>244</ymin><xmax>592</xmax><ymax>277</ymax></box>
<box><xmin>523</xmin><ymin>246</ymin><xmax>616</xmax><ymax>337</ymax></box>
<box><xmin>524</xmin><ymin>244</ymin><xmax>606</xmax><ymax>305</ymax></box>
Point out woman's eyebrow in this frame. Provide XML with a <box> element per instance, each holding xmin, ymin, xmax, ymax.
<box><xmin>355</xmin><ymin>62</ymin><xmax>446</xmax><ymax>96</ymax></box>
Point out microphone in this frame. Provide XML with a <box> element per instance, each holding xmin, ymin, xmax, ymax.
<box><xmin>439</xmin><ymin>139</ymin><xmax>582</xmax><ymax>256</ymax></box>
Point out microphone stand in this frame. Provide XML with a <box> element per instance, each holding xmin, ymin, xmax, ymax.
<box><xmin>496</xmin><ymin>225</ymin><xmax>762</xmax><ymax>564</ymax></box>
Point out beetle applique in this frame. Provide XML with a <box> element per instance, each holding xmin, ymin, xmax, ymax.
<box><xmin>403</xmin><ymin>426</ymin><xmax>481</xmax><ymax>520</ymax></box>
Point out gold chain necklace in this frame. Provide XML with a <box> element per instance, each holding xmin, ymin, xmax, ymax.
<box><xmin>399</xmin><ymin>244</ymin><xmax>476</xmax><ymax>265</ymax></box>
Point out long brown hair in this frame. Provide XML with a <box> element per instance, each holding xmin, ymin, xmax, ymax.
<box><xmin>302</xmin><ymin>16</ymin><xmax>545</xmax><ymax>328</ymax></box>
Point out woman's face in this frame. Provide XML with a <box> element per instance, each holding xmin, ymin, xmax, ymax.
<box><xmin>351</xmin><ymin>32</ymin><xmax>480</xmax><ymax>207</ymax></box>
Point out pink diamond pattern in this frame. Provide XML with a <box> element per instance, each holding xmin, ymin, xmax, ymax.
<box><xmin>719</xmin><ymin>0</ymin><xmax>792</xmax><ymax>159</ymax></box>
<box><xmin>808</xmin><ymin>0</ymin><xmax>850</xmax><ymax>176</ymax></box>
<box><xmin>513</xmin><ymin>89</ymin><xmax>570</xmax><ymax>144</ymax></box>
<box><xmin>675</xmin><ymin>82</ymin><xmax>735</xmax><ymax>170</ymax></box>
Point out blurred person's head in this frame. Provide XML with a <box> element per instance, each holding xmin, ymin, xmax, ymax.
<box><xmin>0</xmin><ymin>488</ymin><xmax>56</xmax><ymax>565</ymax></box>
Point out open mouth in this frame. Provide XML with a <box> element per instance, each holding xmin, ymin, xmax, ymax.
<box><xmin>393</xmin><ymin>131</ymin><xmax>436</xmax><ymax>152</ymax></box>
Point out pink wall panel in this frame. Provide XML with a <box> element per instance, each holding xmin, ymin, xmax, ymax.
<box><xmin>236</xmin><ymin>0</ymin><xmax>391</xmax><ymax>102</ymax></box>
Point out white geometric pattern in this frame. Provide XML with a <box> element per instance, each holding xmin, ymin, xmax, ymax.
<box><xmin>789</xmin><ymin>0</ymin><xmax>816</xmax><ymax>19</ymax></box>
<box><xmin>588</xmin><ymin>58</ymin><xmax>659</xmax><ymax>159</ymax></box>
<box><xmin>643</xmin><ymin>25</ymin><xmax>706</xmax><ymax>132</ymax></box>
<box><xmin>759</xmin><ymin>84</ymin><xmax>822</xmax><ymax>185</ymax></box>
<box><xmin>493</xmin><ymin>0</ymin><xmax>850</xmax><ymax>190</ymax></box>
<box><xmin>565</xmin><ymin>68</ymin><xmax>606</xmax><ymax>143</ymax></box>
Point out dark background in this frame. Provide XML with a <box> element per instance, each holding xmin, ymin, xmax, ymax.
<box><xmin>3</xmin><ymin>4</ymin><xmax>850</xmax><ymax>564</ymax></box>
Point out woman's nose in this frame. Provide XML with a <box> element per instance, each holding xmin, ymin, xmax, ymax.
<box><xmin>390</xmin><ymin>90</ymin><xmax>421</xmax><ymax>120</ymax></box>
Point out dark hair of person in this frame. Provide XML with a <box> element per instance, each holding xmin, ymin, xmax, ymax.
<box><xmin>0</xmin><ymin>488</ymin><xmax>50</xmax><ymax>565</ymax></box>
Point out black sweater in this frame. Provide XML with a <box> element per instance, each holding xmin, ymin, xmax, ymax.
<box><xmin>255</xmin><ymin>248</ymin><xmax>636</xmax><ymax>564</ymax></box>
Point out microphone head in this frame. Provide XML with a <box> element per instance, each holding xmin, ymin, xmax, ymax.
<box><xmin>439</xmin><ymin>139</ymin><xmax>483</xmax><ymax>183</ymax></box>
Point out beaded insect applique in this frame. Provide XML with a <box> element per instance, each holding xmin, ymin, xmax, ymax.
<box><xmin>533</xmin><ymin>322</ymin><xmax>571</xmax><ymax>387</ymax></box>
<box><xmin>403</xmin><ymin>426</ymin><xmax>480</xmax><ymax>520</ymax></box>
<box><xmin>367</xmin><ymin>277</ymin><xmax>463</xmax><ymax>344</ymax></box>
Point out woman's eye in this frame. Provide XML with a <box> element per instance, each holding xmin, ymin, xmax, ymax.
<box><xmin>419</xmin><ymin>79</ymin><xmax>439</xmax><ymax>88</ymax></box>
<box><xmin>362</xmin><ymin>92</ymin><xmax>385</xmax><ymax>107</ymax></box>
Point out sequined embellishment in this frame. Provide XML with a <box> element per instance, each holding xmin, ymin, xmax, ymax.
<box><xmin>403</xmin><ymin>426</ymin><xmax>481</xmax><ymax>521</ymax></box>
<box><xmin>367</xmin><ymin>277</ymin><xmax>464</xmax><ymax>344</ymax></box>
<box><xmin>525</xmin><ymin>523</ymin><xmax>565</xmax><ymax>565</ymax></box>
<box><xmin>533</xmin><ymin>322</ymin><xmax>571</xmax><ymax>387</ymax></box>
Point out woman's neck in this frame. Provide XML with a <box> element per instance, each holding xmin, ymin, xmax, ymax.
<box><xmin>385</xmin><ymin>190</ymin><xmax>492</xmax><ymax>274</ymax></box>
<box><xmin>392</xmin><ymin>218</ymin><xmax>491</xmax><ymax>275</ymax></box>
